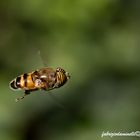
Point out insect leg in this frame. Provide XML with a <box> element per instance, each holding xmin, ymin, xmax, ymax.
<box><xmin>53</xmin><ymin>81</ymin><xmax>61</xmax><ymax>88</ymax></box>
<box><xmin>15</xmin><ymin>90</ymin><xmax>31</xmax><ymax>102</ymax></box>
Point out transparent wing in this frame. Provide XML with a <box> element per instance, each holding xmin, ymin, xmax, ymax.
<box><xmin>37</xmin><ymin>49</ymin><xmax>66</xmax><ymax>109</ymax></box>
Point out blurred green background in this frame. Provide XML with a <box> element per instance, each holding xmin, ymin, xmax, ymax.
<box><xmin>0</xmin><ymin>0</ymin><xmax>140</xmax><ymax>140</ymax></box>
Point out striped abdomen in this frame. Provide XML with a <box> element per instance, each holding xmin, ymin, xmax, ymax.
<box><xmin>10</xmin><ymin>72</ymin><xmax>36</xmax><ymax>90</ymax></box>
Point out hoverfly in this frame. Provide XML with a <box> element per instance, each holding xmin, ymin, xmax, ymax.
<box><xmin>10</xmin><ymin>67</ymin><xmax>70</xmax><ymax>102</ymax></box>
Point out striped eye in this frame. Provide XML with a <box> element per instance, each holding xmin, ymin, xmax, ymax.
<box><xmin>56</xmin><ymin>67</ymin><xmax>65</xmax><ymax>73</ymax></box>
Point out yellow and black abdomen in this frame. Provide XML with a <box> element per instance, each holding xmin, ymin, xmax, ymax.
<box><xmin>10</xmin><ymin>72</ymin><xmax>37</xmax><ymax>90</ymax></box>
<box><xmin>10</xmin><ymin>76</ymin><xmax>22</xmax><ymax>90</ymax></box>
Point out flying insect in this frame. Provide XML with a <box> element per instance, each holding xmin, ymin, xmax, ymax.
<box><xmin>10</xmin><ymin>67</ymin><xmax>70</xmax><ymax>102</ymax></box>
